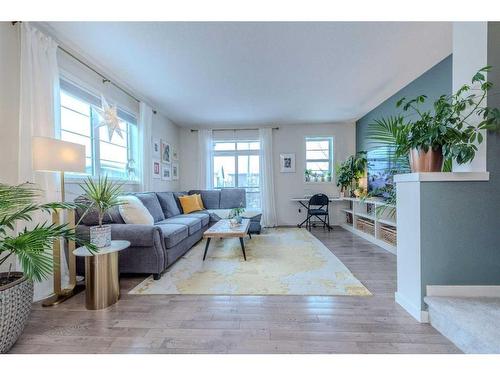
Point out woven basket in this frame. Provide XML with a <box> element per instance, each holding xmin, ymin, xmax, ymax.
<box><xmin>356</xmin><ymin>217</ymin><xmax>375</xmax><ymax>236</ymax></box>
<box><xmin>0</xmin><ymin>272</ymin><xmax>33</xmax><ymax>353</ymax></box>
<box><xmin>380</xmin><ymin>225</ymin><xmax>397</xmax><ymax>246</ymax></box>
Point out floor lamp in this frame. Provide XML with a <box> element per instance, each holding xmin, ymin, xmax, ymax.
<box><xmin>32</xmin><ymin>136</ymin><xmax>86</xmax><ymax>306</ymax></box>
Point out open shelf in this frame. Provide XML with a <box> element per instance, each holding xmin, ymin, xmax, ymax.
<box><xmin>339</xmin><ymin>197</ymin><xmax>397</xmax><ymax>254</ymax></box>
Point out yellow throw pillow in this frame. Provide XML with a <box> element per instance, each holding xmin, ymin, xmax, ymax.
<box><xmin>179</xmin><ymin>194</ymin><xmax>203</xmax><ymax>214</ymax></box>
<box><xmin>195</xmin><ymin>194</ymin><xmax>205</xmax><ymax>210</ymax></box>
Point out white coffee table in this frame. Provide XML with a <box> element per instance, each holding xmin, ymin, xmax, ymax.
<box><xmin>74</xmin><ymin>240</ymin><xmax>130</xmax><ymax>310</ymax></box>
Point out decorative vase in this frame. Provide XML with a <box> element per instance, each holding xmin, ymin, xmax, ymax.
<box><xmin>0</xmin><ymin>272</ymin><xmax>34</xmax><ymax>353</ymax></box>
<box><xmin>90</xmin><ymin>225</ymin><xmax>112</xmax><ymax>248</ymax></box>
<box><xmin>236</xmin><ymin>215</ymin><xmax>243</xmax><ymax>224</ymax></box>
<box><xmin>409</xmin><ymin>147</ymin><xmax>444</xmax><ymax>172</ymax></box>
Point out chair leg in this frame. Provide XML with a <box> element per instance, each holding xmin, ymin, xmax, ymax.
<box><xmin>327</xmin><ymin>214</ymin><xmax>331</xmax><ymax>232</ymax></box>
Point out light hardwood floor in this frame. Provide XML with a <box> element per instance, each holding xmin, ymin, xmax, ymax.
<box><xmin>9</xmin><ymin>227</ymin><xmax>460</xmax><ymax>354</ymax></box>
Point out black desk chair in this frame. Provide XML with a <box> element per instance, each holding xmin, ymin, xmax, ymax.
<box><xmin>306</xmin><ymin>194</ymin><xmax>330</xmax><ymax>232</ymax></box>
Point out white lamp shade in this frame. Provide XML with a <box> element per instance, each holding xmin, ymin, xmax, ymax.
<box><xmin>32</xmin><ymin>136</ymin><xmax>86</xmax><ymax>173</ymax></box>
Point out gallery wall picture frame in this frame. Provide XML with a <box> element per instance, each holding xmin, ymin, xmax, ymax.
<box><xmin>152</xmin><ymin>138</ymin><xmax>161</xmax><ymax>159</ymax></box>
<box><xmin>280</xmin><ymin>153</ymin><xmax>296</xmax><ymax>173</ymax></box>
<box><xmin>152</xmin><ymin>159</ymin><xmax>161</xmax><ymax>179</ymax></box>
<box><xmin>162</xmin><ymin>163</ymin><xmax>172</xmax><ymax>181</ymax></box>
<box><xmin>172</xmin><ymin>145</ymin><xmax>178</xmax><ymax>161</ymax></box>
<box><xmin>172</xmin><ymin>162</ymin><xmax>179</xmax><ymax>180</ymax></box>
<box><xmin>161</xmin><ymin>140</ymin><xmax>171</xmax><ymax>164</ymax></box>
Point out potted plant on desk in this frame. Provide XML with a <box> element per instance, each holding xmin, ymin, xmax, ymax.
<box><xmin>336</xmin><ymin>151</ymin><xmax>367</xmax><ymax>197</ymax></box>
<box><xmin>368</xmin><ymin>66</ymin><xmax>500</xmax><ymax>172</ymax></box>
<box><xmin>79</xmin><ymin>176</ymin><xmax>123</xmax><ymax>248</ymax></box>
<box><xmin>0</xmin><ymin>183</ymin><xmax>85</xmax><ymax>353</ymax></box>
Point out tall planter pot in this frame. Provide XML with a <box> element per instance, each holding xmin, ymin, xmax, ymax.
<box><xmin>0</xmin><ymin>272</ymin><xmax>34</xmax><ymax>353</ymax></box>
<box><xmin>409</xmin><ymin>147</ymin><xmax>444</xmax><ymax>172</ymax></box>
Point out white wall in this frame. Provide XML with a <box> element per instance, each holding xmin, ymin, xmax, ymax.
<box><xmin>452</xmin><ymin>22</ymin><xmax>488</xmax><ymax>172</ymax></box>
<box><xmin>273</xmin><ymin>122</ymin><xmax>356</xmax><ymax>226</ymax></box>
<box><xmin>0</xmin><ymin>22</ymin><xmax>20</xmax><ymax>185</ymax></box>
<box><xmin>179</xmin><ymin>122</ymin><xmax>356</xmax><ymax>226</ymax></box>
<box><xmin>0</xmin><ymin>23</ymin><xmax>20</xmax><ymax>274</ymax></box>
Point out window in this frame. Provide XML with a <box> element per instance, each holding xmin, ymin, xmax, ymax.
<box><xmin>213</xmin><ymin>140</ymin><xmax>261</xmax><ymax>209</ymax></box>
<box><xmin>59</xmin><ymin>80</ymin><xmax>139</xmax><ymax>181</ymax></box>
<box><xmin>305</xmin><ymin>137</ymin><xmax>333</xmax><ymax>182</ymax></box>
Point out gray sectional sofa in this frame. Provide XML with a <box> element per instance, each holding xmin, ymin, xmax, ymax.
<box><xmin>74</xmin><ymin>188</ymin><xmax>261</xmax><ymax>280</ymax></box>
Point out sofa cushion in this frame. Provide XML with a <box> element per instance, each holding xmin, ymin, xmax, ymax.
<box><xmin>188</xmin><ymin>190</ymin><xmax>220</xmax><ymax>209</ymax></box>
<box><xmin>156</xmin><ymin>192</ymin><xmax>181</xmax><ymax>217</ymax></box>
<box><xmin>75</xmin><ymin>196</ymin><xmax>124</xmax><ymax>225</ymax></box>
<box><xmin>178</xmin><ymin>194</ymin><xmax>204</xmax><ymax>214</ymax></box>
<box><xmin>134</xmin><ymin>193</ymin><xmax>165</xmax><ymax>223</ymax></box>
<box><xmin>158</xmin><ymin>216</ymin><xmax>202</xmax><ymax>235</ymax></box>
<box><xmin>183</xmin><ymin>212</ymin><xmax>210</xmax><ymax>227</ymax></box>
<box><xmin>173</xmin><ymin>191</ymin><xmax>188</xmax><ymax>213</ymax></box>
<box><xmin>220</xmin><ymin>188</ymin><xmax>246</xmax><ymax>209</ymax></box>
<box><xmin>118</xmin><ymin>195</ymin><xmax>154</xmax><ymax>225</ymax></box>
<box><xmin>157</xmin><ymin>223</ymin><xmax>189</xmax><ymax>248</ymax></box>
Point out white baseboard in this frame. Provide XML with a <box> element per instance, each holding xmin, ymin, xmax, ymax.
<box><xmin>395</xmin><ymin>292</ymin><xmax>428</xmax><ymax>323</ymax></box>
<box><xmin>426</xmin><ymin>285</ymin><xmax>500</xmax><ymax>298</ymax></box>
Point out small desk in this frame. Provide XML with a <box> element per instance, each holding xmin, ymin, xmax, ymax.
<box><xmin>203</xmin><ymin>219</ymin><xmax>251</xmax><ymax>261</ymax></box>
<box><xmin>291</xmin><ymin>197</ymin><xmax>343</xmax><ymax>229</ymax></box>
<box><xmin>74</xmin><ymin>240</ymin><xmax>130</xmax><ymax>310</ymax></box>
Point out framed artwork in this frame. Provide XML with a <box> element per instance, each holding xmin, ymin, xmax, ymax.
<box><xmin>161</xmin><ymin>140</ymin><xmax>171</xmax><ymax>164</ymax></box>
<box><xmin>162</xmin><ymin>163</ymin><xmax>171</xmax><ymax>181</ymax></box>
<box><xmin>280</xmin><ymin>153</ymin><xmax>296</xmax><ymax>173</ymax></box>
<box><xmin>152</xmin><ymin>138</ymin><xmax>161</xmax><ymax>159</ymax></box>
<box><xmin>152</xmin><ymin>159</ymin><xmax>161</xmax><ymax>179</ymax></box>
<box><xmin>172</xmin><ymin>162</ymin><xmax>179</xmax><ymax>180</ymax></box>
<box><xmin>172</xmin><ymin>145</ymin><xmax>178</xmax><ymax>161</ymax></box>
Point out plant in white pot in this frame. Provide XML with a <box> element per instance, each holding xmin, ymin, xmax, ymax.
<box><xmin>0</xmin><ymin>183</ymin><xmax>86</xmax><ymax>353</ymax></box>
<box><xmin>79</xmin><ymin>176</ymin><xmax>123</xmax><ymax>248</ymax></box>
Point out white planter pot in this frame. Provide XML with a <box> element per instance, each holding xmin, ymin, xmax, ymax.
<box><xmin>90</xmin><ymin>225</ymin><xmax>111</xmax><ymax>248</ymax></box>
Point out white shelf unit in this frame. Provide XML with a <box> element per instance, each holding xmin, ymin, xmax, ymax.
<box><xmin>339</xmin><ymin>197</ymin><xmax>397</xmax><ymax>254</ymax></box>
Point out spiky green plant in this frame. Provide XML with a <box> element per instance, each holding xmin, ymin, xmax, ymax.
<box><xmin>0</xmin><ymin>183</ymin><xmax>83</xmax><ymax>282</ymax></box>
<box><xmin>79</xmin><ymin>176</ymin><xmax>124</xmax><ymax>227</ymax></box>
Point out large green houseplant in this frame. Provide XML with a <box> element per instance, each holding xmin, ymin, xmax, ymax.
<box><xmin>335</xmin><ymin>151</ymin><xmax>367</xmax><ymax>197</ymax></box>
<box><xmin>368</xmin><ymin>66</ymin><xmax>500</xmax><ymax>172</ymax></box>
<box><xmin>0</xmin><ymin>183</ymin><xmax>83</xmax><ymax>353</ymax></box>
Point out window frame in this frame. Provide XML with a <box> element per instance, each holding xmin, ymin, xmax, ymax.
<box><xmin>305</xmin><ymin>136</ymin><xmax>334</xmax><ymax>183</ymax></box>
<box><xmin>59</xmin><ymin>79</ymin><xmax>140</xmax><ymax>184</ymax></box>
<box><xmin>212</xmin><ymin>140</ymin><xmax>261</xmax><ymax>209</ymax></box>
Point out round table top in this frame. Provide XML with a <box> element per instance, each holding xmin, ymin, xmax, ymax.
<box><xmin>73</xmin><ymin>240</ymin><xmax>131</xmax><ymax>257</ymax></box>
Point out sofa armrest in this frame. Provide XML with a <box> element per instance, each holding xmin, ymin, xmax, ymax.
<box><xmin>76</xmin><ymin>224</ymin><xmax>163</xmax><ymax>248</ymax></box>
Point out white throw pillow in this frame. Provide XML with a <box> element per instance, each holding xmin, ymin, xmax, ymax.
<box><xmin>118</xmin><ymin>195</ymin><xmax>154</xmax><ymax>225</ymax></box>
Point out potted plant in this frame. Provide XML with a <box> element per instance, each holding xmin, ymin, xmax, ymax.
<box><xmin>0</xmin><ymin>183</ymin><xmax>84</xmax><ymax>353</ymax></box>
<box><xmin>336</xmin><ymin>151</ymin><xmax>367</xmax><ymax>197</ymax></box>
<box><xmin>228</xmin><ymin>204</ymin><xmax>245</xmax><ymax>226</ymax></box>
<box><xmin>79</xmin><ymin>176</ymin><xmax>123</xmax><ymax>248</ymax></box>
<box><xmin>304</xmin><ymin>169</ymin><xmax>312</xmax><ymax>182</ymax></box>
<box><xmin>325</xmin><ymin>171</ymin><xmax>332</xmax><ymax>182</ymax></box>
<box><xmin>368</xmin><ymin>66</ymin><xmax>500</xmax><ymax>172</ymax></box>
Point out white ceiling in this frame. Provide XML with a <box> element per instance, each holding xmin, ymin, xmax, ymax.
<box><xmin>45</xmin><ymin>22</ymin><xmax>452</xmax><ymax>127</ymax></box>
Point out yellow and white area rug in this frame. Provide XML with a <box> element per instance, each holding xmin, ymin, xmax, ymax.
<box><xmin>129</xmin><ymin>228</ymin><xmax>371</xmax><ymax>296</ymax></box>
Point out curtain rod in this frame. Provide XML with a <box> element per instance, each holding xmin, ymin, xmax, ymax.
<box><xmin>12</xmin><ymin>21</ymin><xmax>157</xmax><ymax>115</ymax></box>
<box><xmin>190</xmin><ymin>127</ymin><xmax>279</xmax><ymax>132</ymax></box>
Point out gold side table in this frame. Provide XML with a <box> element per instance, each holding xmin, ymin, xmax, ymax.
<box><xmin>73</xmin><ymin>240</ymin><xmax>130</xmax><ymax>310</ymax></box>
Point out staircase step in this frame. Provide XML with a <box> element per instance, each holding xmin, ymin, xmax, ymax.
<box><xmin>425</xmin><ymin>296</ymin><xmax>500</xmax><ymax>354</ymax></box>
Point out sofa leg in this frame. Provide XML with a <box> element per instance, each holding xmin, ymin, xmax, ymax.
<box><xmin>153</xmin><ymin>273</ymin><xmax>161</xmax><ymax>280</ymax></box>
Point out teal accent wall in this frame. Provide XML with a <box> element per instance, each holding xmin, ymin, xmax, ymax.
<box><xmin>356</xmin><ymin>55</ymin><xmax>453</xmax><ymax>153</ymax></box>
<box><xmin>417</xmin><ymin>23</ymin><xmax>500</xmax><ymax>300</ymax></box>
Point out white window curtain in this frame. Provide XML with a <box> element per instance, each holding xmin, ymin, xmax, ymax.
<box><xmin>197</xmin><ymin>129</ymin><xmax>213</xmax><ymax>189</ymax></box>
<box><xmin>18</xmin><ymin>23</ymin><xmax>62</xmax><ymax>300</ymax></box>
<box><xmin>139</xmin><ymin>102</ymin><xmax>153</xmax><ymax>191</ymax></box>
<box><xmin>259</xmin><ymin>128</ymin><xmax>277</xmax><ymax>227</ymax></box>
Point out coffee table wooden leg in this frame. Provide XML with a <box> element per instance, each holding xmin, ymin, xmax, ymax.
<box><xmin>239</xmin><ymin>237</ymin><xmax>247</xmax><ymax>261</ymax></box>
<box><xmin>248</xmin><ymin>232</ymin><xmax>252</xmax><ymax>239</ymax></box>
<box><xmin>203</xmin><ymin>238</ymin><xmax>211</xmax><ymax>261</ymax></box>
